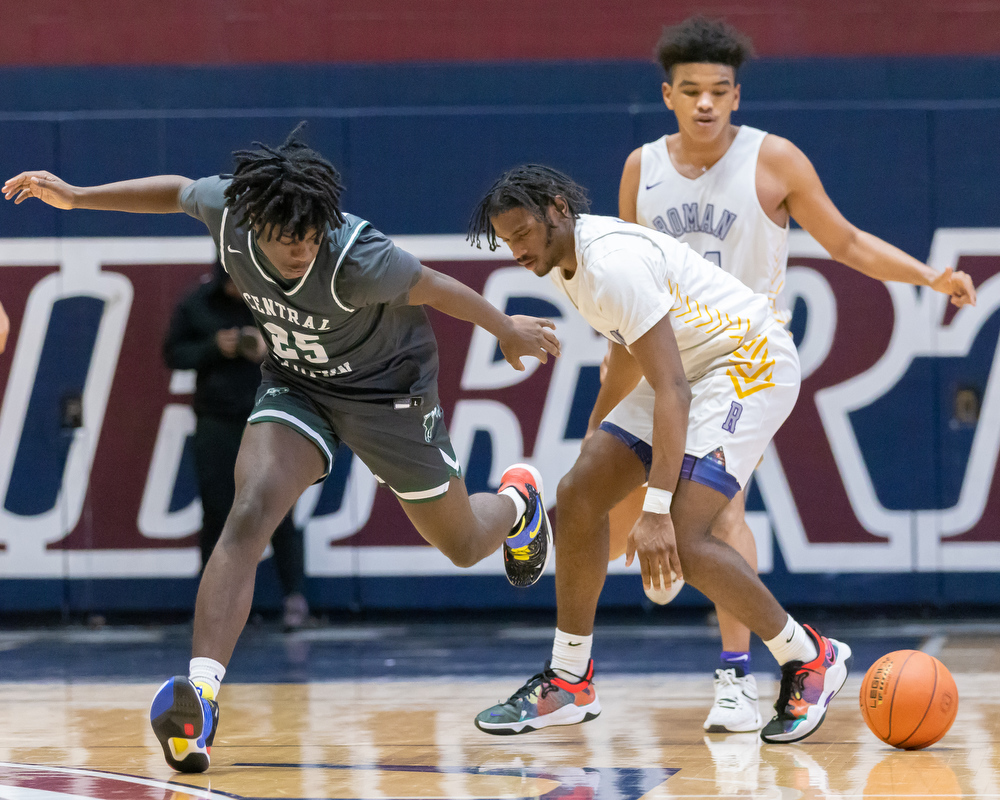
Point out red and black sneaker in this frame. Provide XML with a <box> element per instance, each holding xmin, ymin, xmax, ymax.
<box><xmin>760</xmin><ymin>625</ymin><xmax>853</xmax><ymax>743</ymax></box>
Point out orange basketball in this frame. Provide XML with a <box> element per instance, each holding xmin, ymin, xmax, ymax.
<box><xmin>859</xmin><ymin>650</ymin><xmax>959</xmax><ymax>750</ymax></box>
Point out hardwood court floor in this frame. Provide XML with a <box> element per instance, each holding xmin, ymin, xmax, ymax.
<box><xmin>0</xmin><ymin>622</ymin><xmax>997</xmax><ymax>799</ymax></box>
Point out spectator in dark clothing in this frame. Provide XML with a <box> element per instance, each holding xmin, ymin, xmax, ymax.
<box><xmin>164</xmin><ymin>261</ymin><xmax>310</xmax><ymax>630</ymax></box>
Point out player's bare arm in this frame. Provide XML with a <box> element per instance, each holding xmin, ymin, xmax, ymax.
<box><xmin>407</xmin><ymin>265</ymin><xmax>560</xmax><ymax>371</ymax></box>
<box><xmin>587</xmin><ymin>342</ymin><xmax>642</xmax><ymax>436</ymax></box>
<box><xmin>622</xmin><ymin>314</ymin><xmax>689</xmax><ymax>590</ymax></box>
<box><xmin>760</xmin><ymin>136</ymin><xmax>977</xmax><ymax>307</ymax></box>
<box><xmin>618</xmin><ymin>148</ymin><xmax>643</xmax><ymax>223</ymax></box>
<box><xmin>2</xmin><ymin>171</ymin><xmax>193</xmax><ymax>214</ymax></box>
<box><xmin>0</xmin><ymin>300</ymin><xmax>9</xmax><ymax>354</ymax></box>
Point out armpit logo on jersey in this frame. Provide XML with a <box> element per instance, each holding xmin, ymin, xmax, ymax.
<box><xmin>257</xmin><ymin>387</ymin><xmax>289</xmax><ymax>405</ymax></box>
<box><xmin>423</xmin><ymin>405</ymin><xmax>444</xmax><ymax>442</ymax></box>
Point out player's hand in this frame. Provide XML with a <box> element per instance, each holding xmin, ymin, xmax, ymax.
<box><xmin>625</xmin><ymin>510</ymin><xmax>684</xmax><ymax>594</ymax></box>
<box><xmin>2</xmin><ymin>171</ymin><xmax>78</xmax><ymax>209</ymax></box>
<box><xmin>498</xmin><ymin>315</ymin><xmax>560</xmax><ymax>371</ymax></box>
<box><xmin>238</xmin><ymin>326</ymin><xmax>267</xmax><ymax>362</ymax></box>
<box><xmin>0</xmin><ymin>301</ymin><xmax>9</xmax><ymax>354</ymax></box>
<box><xmin>931</xmin><ymin>267</ymin><xmax>977</xmax><ymax>307</ymax></box>
<box><xmin>215</xmin><ymin>328</ymin><xmax>241</xmax><ymax>358</ymax></box>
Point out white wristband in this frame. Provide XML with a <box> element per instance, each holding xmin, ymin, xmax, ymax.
<box><xmin>642</xmin><ymin>487</ymin><xmax>673</xmax><ymax>515</ymax></box>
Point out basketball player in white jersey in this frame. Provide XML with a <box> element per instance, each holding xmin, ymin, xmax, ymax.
<box><xmin>605</xmin><ymin>16</ymin><xmax>977</xmax><ymax>734</ymax></box>
<box><xmin>469</xmin><ymin>164</ymin><xmax>853</xmax><ymax>744</ymax></box>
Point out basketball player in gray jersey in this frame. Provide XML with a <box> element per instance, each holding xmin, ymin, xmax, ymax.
<box><xmin>4</xmin><ymin>126</ymin><xmax>559</xmax><ymax>773</ymax></box>
<box><xmin>602</xmin><ymin>17</ymin><xmax>976</xmax><ymax>735</ymax></box>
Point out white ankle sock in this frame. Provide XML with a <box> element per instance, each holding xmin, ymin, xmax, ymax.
<box><xmin>189</xmin><ymin>657</ymin><xmax>226</xmax><ymax>700</ymax></box>
<box><xmin>550</xmin><ymin>628</ymin><xmax>592</xmax><ymax>681</ymax></box>
<box><xmin>763</xmin><ymin>615</ymin><xmax>818</xmax><ymax>666</ymax></box>
<box><xmin>500</xmin><ymin>486</ymin><xmax>527</xmax><ymax>527</ymax></box>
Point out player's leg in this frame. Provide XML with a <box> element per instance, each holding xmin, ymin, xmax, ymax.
<box><xmin>335</xmin><ymin>399</ymin><xmax>549</xmax><ymax>584</ymax></box>
<box><xmin>474</xmin><ymin>428</ymin><xmax>647</xmax><ymax>735</ymax></box>
<box><xmin>703</xmin><ymin>489</ymin><xmax>763</xmax><ymax>733</ymax></box>
<box><xmin>677</xmin><ymin>330</ymin><xmax>851</xmax><ymax>743</ymax></box>
<box><xmin>711</xmin><ymin>490</ymin><xmax>756</xmax><ymax>649</ymax></box>
<box><xmin>151</xmin><ymin>385</ymin><xmax>332</xmax><ymax>774</ymax></box>
<box><xmin>608</xmin><ymin>477</ymin><xmax>760</xmax><ymax>730</ymax></box>
<box><xmin>670</xmin><ymin>481</ymin><xmax>783</xmax><ymax>633</ymax></box>
<box><xmin>269</xmin><ymin>512</ymin><xmax>309</xmax><ymax>630</ymax></box>
<box><xmin>399</xmin><ymin>475</ymin><xmax>520</xmax><ymax>567</ymax></box>
<box><xmin>191</xmin><ymin>421</ymin><xmax>324</xmax><ymax>664</ymax></box>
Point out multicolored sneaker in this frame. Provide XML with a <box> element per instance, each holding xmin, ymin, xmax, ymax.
<box><xmin>498</xmin><ymin>463</ymin><xmax>551</xmax><ymax>588</ymax></box>
<box><xmin>760</xmin><ymin>625</ymin><xmax>853</xmax><ymax>743</ymax></box>
<box><xmin>704</xmin><ymin>668</ymin><xmax>763</xmax><ymax>733</ymax></box>
<box><xmin>150</xmin><ymin>676</ymin><xmax>219</xmax><ymax>773</ymax></box>
<box><xmin>474</xmin><ymin>660</ymin><xmax>601</xmax><ymax>735</ymax></box>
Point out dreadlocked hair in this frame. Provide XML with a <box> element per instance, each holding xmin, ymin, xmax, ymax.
<box><xmin>655</xmin><ymin>16</ymin><xmax>754</xmax><ymax>82</ymax></box>
<box><xmin>467</xmin><ymin>164</ymin><xmax>591</xmax><ymax>251</ymax></box>
<box><xmin>223</xmin><ymin>121</ymin><xmax>346</xmax><ymax>242</ymax></box>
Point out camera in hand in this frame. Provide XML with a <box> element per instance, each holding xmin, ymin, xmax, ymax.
<box><xmin>238</xmin><ymin>329</ymin><xmax>260</xmax><ymax>357</ymax></box>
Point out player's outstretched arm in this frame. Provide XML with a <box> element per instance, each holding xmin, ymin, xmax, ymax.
<box><xmin>768</xmin><ymin>137</ymin><xmax>977</xmax><ymax>308</ymax></box>
<box><xmin>407</xmin><ymin>265</ymin><xmax>560</xmax><ymax>371</ymax></box>
<box><xmin>0</xmin><ymin>300</ymin><xmax>9</xmax><ymax>354</ymax></box>
<box><xmin>2</xmin><ymin>171</ymin><xmax>193</xmax><ymax>214</ymax></box>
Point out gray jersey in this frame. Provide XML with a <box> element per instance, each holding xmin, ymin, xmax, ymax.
<box><xmin>180</xmin><ymin>176</ymin><xmax>438</xmax><ymax>408</ymax></box>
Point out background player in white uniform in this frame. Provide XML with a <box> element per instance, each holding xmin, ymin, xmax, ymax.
<box><xmin>468</xmin><ymin>164</ymin><xmax>852</xmax><ymax>744</ymax></box>
<box><xmin>606</xmin><ymin>16</ymin><xmax>978</xmax><ymax>734</ymax></box>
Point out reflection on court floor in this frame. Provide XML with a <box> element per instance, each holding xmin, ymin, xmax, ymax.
<box><xmin>0</xmin><ymin>620</ymin><xmax>997</xmax><ymax>799</ymax></box>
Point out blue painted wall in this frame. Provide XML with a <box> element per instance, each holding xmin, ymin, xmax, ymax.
<box><xmin>1</xmin><ymin>58</ymin><xmax>999</xmax><ymax>612</ymax></box>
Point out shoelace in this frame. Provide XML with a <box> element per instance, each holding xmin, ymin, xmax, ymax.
<box><xmin>772</xmin><ymin>662</ymin><xmax>809</xmax><ymax>720</ymax></box>
<box><xmin>713</xmin><ymin>669</ymin><xmax>742</xmax><ymax>709</ymax></box>
<box><xmin>501</xmin><ymin>663</ymin><xmax>581</xmax><ymax>705</ymax></box>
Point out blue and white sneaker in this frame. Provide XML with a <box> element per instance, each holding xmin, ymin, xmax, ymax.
<box><xmin>150</xmin><ymin>676</ymin><xmax>219</xmax><ymax>773</ymax></box>
<box><xmin>499</xmin><ymin>463</ymin><xmax>551</xmax><ymax>587</ymax></box>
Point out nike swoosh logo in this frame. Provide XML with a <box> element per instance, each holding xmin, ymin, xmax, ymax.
<box><xmin>785</xmin><ymin>633</ymin><xmax>794</xmax><ymax>643</ymax></box>
<box><xmin>728</xmin><ymin>655</ymin><xmax>749</xmax><ymax>661</ymax></box>
<box><xmin>227</xmin><ymin>245</ymin><xmax>242</xmax><ymax>254</ymax></box>
<box><xmin>489</xmin><ymin>712</ymin><xmax>502</xmax><ymax>717</ymax></box>
<box><xmin>439</xmin><ymin>448</ymin><xmax>460</xmax><ymax>470</ymax></box>
<box><xmin>645</xmin><ymin>180</ymin><xmax>664</xmax><ymax>190</ymax></box>
<box><xmin>568</xmin><ymin>642</ymin><xmax>583</xmax><ymax>647</ymax></box>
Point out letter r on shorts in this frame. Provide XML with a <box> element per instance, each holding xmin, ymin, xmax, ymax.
<box><xmin>721</xmin><ymin>401</ymin><xmax>743</xmax><ymax>433</ymax></box>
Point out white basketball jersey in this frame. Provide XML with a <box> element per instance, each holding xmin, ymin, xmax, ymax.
<box><xmin>636</xmin><ymin>126</ymin><xmax>790</xmax><ymax>325</ymax></box>
<box><xmin>549</xmin><ymin>214</ymin><xmax>774</xmax><ymax>381</ymax></box>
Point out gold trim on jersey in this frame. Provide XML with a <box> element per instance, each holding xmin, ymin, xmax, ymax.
<box><xmin>726</xmin><ymin>333</ymin><xmax>776</xmax><ymax>398</ymax></box>
<box><xmin>671</xmin><ymin>285</ymin><xmax>752</xmax><ymax>342</ymax></box>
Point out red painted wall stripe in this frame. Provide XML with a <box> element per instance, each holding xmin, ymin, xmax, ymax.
<box><xmin>7</xmin><ymin>0</ymin><xmax>1000</xmax><ymax>66</ymax></box>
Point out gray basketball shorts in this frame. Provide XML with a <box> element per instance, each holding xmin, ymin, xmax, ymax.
<box><xmin>248</xmin><ymin>380</ymin><xmax>462</xmax><ymax>503</ymax></box>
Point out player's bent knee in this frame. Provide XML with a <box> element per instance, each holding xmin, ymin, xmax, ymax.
<box><xmin>436</xmin><ymin>539</ymin><xmax>480</xmax><ymax>569</ymax></box>
<box><xmin>557</xmin><ymin>471</ymin><xmax>611</xmax><ymax>526</ymax></box>
<box><xmin>224</xmin><ymin>487</ymin><xmax>289</xmax><ymax>546</ymax></box>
